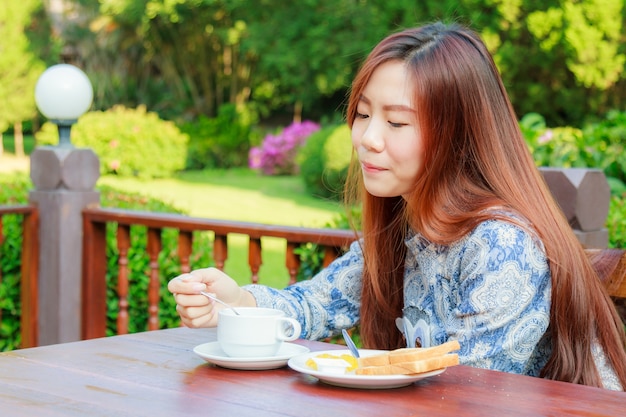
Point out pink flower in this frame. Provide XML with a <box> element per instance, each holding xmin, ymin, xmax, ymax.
<box><xmin>248</xmin><ymin>147</ymin><xmax>263</xmax><ymax>169</ymax></box>
<box><xmin>249</xmin><ymin>121</ymin><xmax>320</xmax><ymax>175</ymax></box>
<box><xmin>538</xmin><ymin>130</ymin><xmax>553</xmax><ymax>144</ymax></box>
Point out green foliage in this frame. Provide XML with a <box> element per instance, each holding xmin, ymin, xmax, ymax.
<box><xmin>237</xmin><ymin>0</ymin><xmax>393</xmax><ymax>117</ymax></box>
<box><xmin>520</xmin><ymin>111</ymin><xmax>626</xmax><ymax>192</ymax></box>
<box><xmin>0</xmin><ymin>215</ymin><xmax>23</xmax><ymax>351</ymax></box>
<box><xmin>99</xmin><ymin>185</ymin><xmax>213</xmax><ymax>335</ymax></box>
<box><xmin>0</xmin><ymin>174</ymin><xmax>31</xmax><ymax>350</ymax></box>
<box><xmin>35</xmin><ymin>106</ymin><xmax>188</xmax><ymax>179</ymax></box>
<box><xmin>0</xmin><ymin>0</ymin><xmax>46</xmax><ymax>132</ymax></box>
<box><xmin>295</xmin><ymin>205</ymin><xmax>361</xmax><ymax>283</ymax></box>
<box><xmin>294</xmin><ymin>242</ymin><xmax>326</xmax><ymax>283</ymax></box>
<box><xmin>527</xmin><ymin>1</ymin><xmax>625</xmax><ymax>90</ymax></box>
<box><xmin>322</xmin><ymin>124</ymin><xmax>353</xmax><ymax>193</ymax></box>
<box><xmin>582</xmin><ymin>110</ymin><xmax>626</xmax><ymax>185</ymax></box>
<box><xmin>496</xmin><ymin>0</ymin><xmax>626</xmax><ymax>126</ymax></box>
<box><xmin>298</xmin><ymin>124</ymin><xmax>352</xmax><ymax>200</ymax></box>
<box><xmin>181</xmin><ymin>103</ymin><xmax>258</xmax><ymax>169</ymax></box>
<box><xmin>0</xmin><ymin>174</ymin><xmax>213</xmax><ymax>349</ymax></box>
<box><xmin>73</xmin><ymin>0</ymin><xmax>250</xmax><ymax>119</ymax></box>
<box><xmin>607</xmin><ymin>196</ymin><xmax>626</xmax><ymax>248</ymax></box>
<box><xmin>521</xmin><ymin>113</ymin><xmax>590</xmax><ymax>167</ymax></box>
<box><xmin>520</xmin><ymin>110</ymin><xmax>626</xmax><ymax>250</ymax></box>
<box><xmin>24</xmin><ymin>0</ymin><xmax>626</xmax><ymax>130</ymax></box>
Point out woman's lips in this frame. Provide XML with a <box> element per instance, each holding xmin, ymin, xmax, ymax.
<box><xmin>361</xmin><ymin>161</ymin><xmax>386</xmax><ymax>173</ymax></box>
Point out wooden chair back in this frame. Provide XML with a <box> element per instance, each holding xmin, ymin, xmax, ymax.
<box><xmin>586</xmin><ymin>248</ymin><xmax>626</xmax><ymax>325</ymax></box>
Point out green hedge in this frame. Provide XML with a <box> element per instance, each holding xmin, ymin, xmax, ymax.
<box><xmin>0</xmin><ymin>175</ymin><xmax>31</xmax><ymax>350</ymax></box>
<box><xmin>298</xmin><ymin>124</ymin><xmax>352</xmax><ymax>200</ymax></box>
<box><xmin>521</xmin><ymin>111</ymin><xmax>626</xmax><ymax>194</ymax></box>
<box><xmin>181</xmin><ymin>103</ymin><xmax>258</xmax><ymax>170</ymax></box>
<box><xmin>35</xmin><ymin>105</ymin><xmax>188</xmax><ymax>179</ymax></box>
<box><xmin>98</xmin><ymin>186</ymin><xmax>213</xmax><ymax>335</ymax></box>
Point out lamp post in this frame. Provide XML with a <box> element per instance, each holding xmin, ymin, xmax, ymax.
<box><xmin>30</xmin><ymin>64</ymin><xmax>101</xmax><ymax>345</ymax></box>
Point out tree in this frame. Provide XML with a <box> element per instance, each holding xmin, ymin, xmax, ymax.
<box><xmin>0</xmin><ymin>0</ymin><xmax>47</xmax><ymax>156</ymax></box>
<box><xmin>55</xmin><ymin>0</ymin><xmax>626</xmax><ymax>127</ymax></box>
<box><xmin>525</xmin><ymin>0</ymin><xmax>626</xmax><ymax>122</ymax></box>
<box><xmin>67</xmin><ymin>0</ymin><xmax>250</xmax><ymax>120</ymax></box>
<box><xmin>63</xmin><ymin>0</ymin><xmax>422</xmax><ymax>122</ymax></box>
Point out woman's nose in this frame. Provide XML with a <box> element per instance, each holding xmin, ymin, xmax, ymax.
<box><xmin>360</xmin><ymin>121</ymin><xmax>384</xmax><ymax>152</ymax></box>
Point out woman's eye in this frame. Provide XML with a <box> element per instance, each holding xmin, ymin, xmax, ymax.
<box><xmin>389</xmin><ymin>121</ymin><xmax>408</xmax><ymax>128</ymax></box>
<box><xmin>355</xmin><ymin>112</ymin><xmax>369</xmax><ymax>119</ymax></box>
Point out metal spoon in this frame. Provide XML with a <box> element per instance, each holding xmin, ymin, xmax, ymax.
<box><xmin>200</xmin><ymin>291</ymin><xmax>241</xmax><ymax>315</ymax></box>
<box><xmin>342</xmin><ymin>329</ymin><xmax>360</xmax><ymax>358</ymax></box>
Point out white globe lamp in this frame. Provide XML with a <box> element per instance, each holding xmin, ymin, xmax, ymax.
<box><xmin>34</xmin><ymin>64</ymin><xmax>93</xmax><ymax>147</ymax></box>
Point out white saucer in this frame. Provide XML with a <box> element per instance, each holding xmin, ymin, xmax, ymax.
<box><xmin>193</xmin><ymin>341</ymin><xmax>310</xmax><ymax>370</ymax></box>
<box><xmin>288</xmin><ymin>349</ymin><xmax>446</xmax><ymax>389</ymax></box>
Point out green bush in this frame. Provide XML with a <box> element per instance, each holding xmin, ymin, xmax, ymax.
<box><xmin>35</xmin><ymin>105</ymin><xmax>188</xmax><ymax>179</ymax></box>
<box><xmin>0</xmin><ymin>174</ymin><xmax>213</xmax><ymax>350</ymax></box>
<box><xmin>582</xmin><ymin>110</ymin><xmax>626</xmax><ymax>186</ymax></box>
<box><xmin>520</xmin><ymin>111</ymin><xmax>626</xmax><ymax>194</ymax></box>
<box><xmin>181</xmin><ymin>103</ymin><xmax>258</xmax><ymax>169</ymax></box>
<box><xmin>295</xmin><ymin>206</ymin><xmax>361</xmax><ymax>282</ymax></box>
<box><xmin>0</xmin><ymin>174</ymin><xmax>31</xmax><ymax>351</ymax></box>
<box><xmin>520</xmin><ymin>113</ymin><xmax>589</xmax><ymax>168</ymax></box>
<box><xmin>298</xmin><ymin>124</ymin><xmax>352</xmax><ymax>200</ymax></box>
<box><xmin>608</xmin><ymin>196</ymin><xmax>626</xmax><ymax>249</ymax></box>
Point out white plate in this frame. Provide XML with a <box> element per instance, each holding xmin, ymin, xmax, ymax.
<box><xmin>193</xmin><ymin>341</ymin><xmax>310</xmax><ymax>370</ymax></box>
<box><xmin>288</xmin><ymin>349</ymin><xmax>446</xmax><ymax>389</ymax></box>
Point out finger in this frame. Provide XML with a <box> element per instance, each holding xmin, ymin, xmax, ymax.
<box><xmin>187</xmin><ymin>268</ymin><xmax>222</xmax><ymax>285</ymax></box>
<box><xmin>176</xmin><ymin>304</ymin><xmax>216</xmax><ymax>328</ymax></box>
<box><xmin>178</xmin><ymin>272</ymin><xmax>205</xmax><ymax>282</ymax></box>
<box><xmin>174</xmin><ymin>293</ymin><xmax>211</xmax><ymax>307</ymax></box>
<box><xmin>168</xmin><ymin>274</ymin><xmax>206</xmax><ymax>294</ymax></box>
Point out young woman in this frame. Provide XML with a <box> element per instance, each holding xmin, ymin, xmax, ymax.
<box><xmin>168</xmin><ymin>22</ymin><xmax>626</xmax><ymax>390</ymax></box>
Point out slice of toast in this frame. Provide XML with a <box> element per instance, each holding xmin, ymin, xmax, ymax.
<box><xmin>355</xmin><ymin>353</ymin><xmax>459</xmax><ymax>376</ymax></box>
<box><xmin>357</xmin><ymin>339</ymin><xmax>461</xmax><ymax>368</ymax></box>
<box><xmin>389</xmin><ymin>340</ymin><xmax>461</xmax><ymax>364</ymax></box>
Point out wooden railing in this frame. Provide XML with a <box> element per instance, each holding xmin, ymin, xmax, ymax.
<box><xmin>81</xmin><ymin>207</ymin><xmax>359</xmax><ymax>340</ymax></box>
<box><xmin>0</xmin><ymin>204</ymin><xmax>39</xmax><ymax>348</ymax></box>
<box><xmin>2</xmin><ymin>203</ymin><xmax>626</xmax><ymax>349</ymax></box>
<box><xmin>80</xmin><ymin>208</ymin><xmax>626</xmax><ymax>340</ymax></box>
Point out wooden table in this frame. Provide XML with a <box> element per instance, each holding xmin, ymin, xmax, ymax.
<box><xmin>0</xmin><ymin>327</ymin><xmax>623</xmax><ymax>416</ymax></box>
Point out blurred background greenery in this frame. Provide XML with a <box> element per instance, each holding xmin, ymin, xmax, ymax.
<box><xmin>3</xmin><ymin>1</ymin><xmax>626</xmax><ymax>158</ymax></box>
<box><xmin>4</xmin><ymin>0</ymin><xmax>626</xmax><ymax>199</ymax></box>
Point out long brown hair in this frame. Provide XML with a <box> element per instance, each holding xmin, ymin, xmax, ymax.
<box><xmin>345</xmin><ymin>22</ymin><xmax>626</xmax><ymax>389</ymax></box>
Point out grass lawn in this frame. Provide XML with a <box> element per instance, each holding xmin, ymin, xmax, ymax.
<box><xmin>98</xmin><ymin>168</ymin><xmax>341</xmax><ymax>227</ymax></box>
<box><xmin>100</xmin><ymin>169</ymin><xmax>345</xmax><ymax>288</ymax></box>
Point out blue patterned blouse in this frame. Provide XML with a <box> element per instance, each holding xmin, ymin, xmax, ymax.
<box><xmin>245</xmin><ymin>218</ymin><xmax>621</xmax><ymax>390</ymax></box>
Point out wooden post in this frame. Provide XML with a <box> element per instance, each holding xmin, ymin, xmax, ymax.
<box><xmin>28</xmin><ymin>146</ymin><xmax>100</xmax><ymax>345</ymax></box>
<box><xmin>539</xmin><ymin>168</ymin><xmax>610</xmax><ymax>248</ymax></box>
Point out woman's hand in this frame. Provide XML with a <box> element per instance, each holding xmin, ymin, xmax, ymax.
<box><xmin>167</xmin><ymin>267</ymin><xmax>256</xmax><ymax>328</ymax></box>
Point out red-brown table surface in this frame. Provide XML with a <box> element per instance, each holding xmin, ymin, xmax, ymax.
<box><xmin>0</xmin><ymin>327</ymin><xmax>623</xmax><ymax>416</ymax></box>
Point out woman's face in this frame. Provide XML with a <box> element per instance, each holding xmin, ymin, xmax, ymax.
<box><xmin>351</xmin><ymin>60</ymin><xmax>424</xmax><ymax>199</ymax></box>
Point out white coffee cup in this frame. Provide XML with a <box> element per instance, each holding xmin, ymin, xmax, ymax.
<box><xmin>217</xmin><ymin>307</ymin><xmax>302</xmax><ymax>358</ymax></box>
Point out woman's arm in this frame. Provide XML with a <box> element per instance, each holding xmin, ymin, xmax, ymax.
<box><xmin>245</xmin><ymin>240</ymin><xmax>365</xmax><ymax>340</ymax></box>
